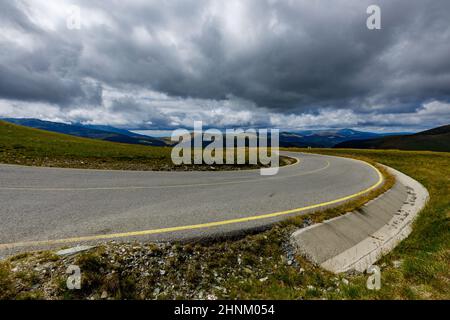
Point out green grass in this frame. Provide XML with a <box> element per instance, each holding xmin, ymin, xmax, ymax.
<box><xmin>0</xmin><ymin>120</ymin><xmax>292</xmax><ymax>170</ymax></box>
<box><xmin>283</xmin><ymin>148</ymin><xmax>450</xmax><ymax>299</ymax></box>
<box><xmin>0</xmin><ymin>120</ymin><xmax>173</xmax><ymax>170</ymax></box>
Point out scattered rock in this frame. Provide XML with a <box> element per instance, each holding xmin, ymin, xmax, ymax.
<box><xmin>393</xmin><ymin>260</ymin><xmax>403</xmax><ymax>268</ymax></box>
<box><xmin>56</xmin><ymin>245</ymin><xmax>95</xmax><ymax>256</ymax></box>
<box><xmin>302</xmin><ymin>218</ymin><xmax>313</xmax><ymax>228</ymax></box>
<box><xmin>243</xmin><ymin>267</ymin><xmax>252</xmax><ymax>274</ymax></box>
<box><xmin>101</xmin><ymin>291</ymin><xmax>108</xmax><ymax>299</ymax></box>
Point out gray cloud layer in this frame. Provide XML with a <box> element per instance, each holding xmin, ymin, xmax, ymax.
<box><xmin>0</xmin><ymin>0</ymin><xmax>449</xmax><ymax>131</ymax></box>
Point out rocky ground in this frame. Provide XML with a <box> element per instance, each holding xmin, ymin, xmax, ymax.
<box><xmin>0</xmin><ymin>217</ymin><xmax>378</xmax><ymax>300</ymax></box>
<box><xmin>0</xmin><ymin>221</ymin><xmax>357</xmax><ymax>300</ymax></box>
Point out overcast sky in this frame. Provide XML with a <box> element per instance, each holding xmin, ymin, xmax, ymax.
<box><xmin>0</xmin><ymin>0</ymin><xmax>449</xmax><ymax>132</ymax></box>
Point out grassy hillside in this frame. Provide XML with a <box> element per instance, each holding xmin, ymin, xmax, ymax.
<box><xmin>0</xmin><ymin>120</ymin><xmax>290</xmax><ymax>170</ymax></box>
<box><xmin>2</xmin><ymin>118</ymin><xmax>166</xmax><ymax>147</ymax></box>
<box><xmin>0</xmin><ymin>120</ymin><xmax>173</xmax><ymax>170</ymax></box>
<box><xmin>335</xmin><ymin>124</ymin><xmax>450</xmax><ymax>152</ymax></box>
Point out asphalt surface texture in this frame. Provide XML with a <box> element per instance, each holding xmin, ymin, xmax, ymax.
<box><xmin>0</xmin><ymin>152</ymin><xmax>380</xmax><ymax>256</ymax></box>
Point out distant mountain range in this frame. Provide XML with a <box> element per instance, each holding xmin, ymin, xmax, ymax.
<box><xmin>1</xmin><ymin>118</ymin><xmax>167</xmax><ymax>147</ymax></box>
<box><xmin>140</xmin><ymin>128</ymin><xmax>401</xmax><ymax>148</ymax></box>
<box><xmin>278</xmin><ymin>129</ymin><xmax>401</xmax><ymax>148</ymax></box>
<box><xmin>335</xmin><ymin>125</ymin><xmax>450</xmax><ymax>152</ymax></box>
<box><xmin>5</xmin><ymin>118</ymin><xmax>438</xmax><ymax>150</ymax></box>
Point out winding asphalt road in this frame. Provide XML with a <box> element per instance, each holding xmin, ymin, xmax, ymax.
<box><xmin>0</xmin><ymin>152</ymin><xmax>381</xmax><ymax>255</ymax></box>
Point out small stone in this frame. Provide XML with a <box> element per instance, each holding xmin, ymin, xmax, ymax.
<box><xmin>307</xmin><ymin>285</ymin><xmax>315</xmax><ymax>290</ymax></box>
<box><xmin>342</xmin><ymin>278</ymin><xmax>349</xmax><ymax>285</ymax></box>
<box><xmin>160</xmin><ymin>270</ymin><xmax>166</xmax><ymax>275</ymax></box>
<box><xmin>259</xmin><ymin>277</ymin><xmax>268</xmax><ymax>282</ymax></box>
<box><xmin>299</xmin><ymin>268</ymin><xmax>305</xmax><ymax>273</ymax></box>
<box><xmin>56</xmin><ymin>245</ymin><xmax>95</xmax><ymax>257</ymax></box>
<box><xmin>393</xmin><ymin>260</ymin><xmax>403</xmax><ymax>268</ymax></box>
<box><xmin>101</xmin><ymin>291</ymin><xmax>108</xmax><ymax>299</ymax></box>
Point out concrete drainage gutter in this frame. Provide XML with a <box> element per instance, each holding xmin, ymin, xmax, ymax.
<box><xmin>290</xmin><ymin>165</ymin><xmax>429</xmax><ymax>274</ymax></box>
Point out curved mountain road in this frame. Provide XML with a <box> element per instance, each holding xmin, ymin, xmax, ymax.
<box><xmin>0</xmin><ymin>152</ymin><xmax>382</xmax><ymax>255</ymax></box>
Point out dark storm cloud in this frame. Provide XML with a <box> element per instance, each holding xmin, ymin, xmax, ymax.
<box><xmin>0</xmin><ymin>1</ymin><xmax>101</xmax><ymax>106</ymax></box>
<box><xmin>0</xmin><ymin>0</ymin><xmax>449</xmax><ymax>129</ymax></box>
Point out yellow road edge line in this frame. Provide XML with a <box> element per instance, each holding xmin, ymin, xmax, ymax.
<box><xmin>0</xmin><ymin>160</ymin><xmax>383</xmax><ymax>250</ymax></box>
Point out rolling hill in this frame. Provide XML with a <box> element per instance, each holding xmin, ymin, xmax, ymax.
<box><xmin>1</xmin><ymin>118</ymin><xmax>166</xmax><ymax>147</ymax></box>
<box><xmin>335</xmin><ymin>124</ymin><xmax>450</xmax><ymax>152</ymax></box>
<box><xmin>0</xmin><ymin>120</ymin><xmax>173</xmax><ymax>170</ymax></box>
